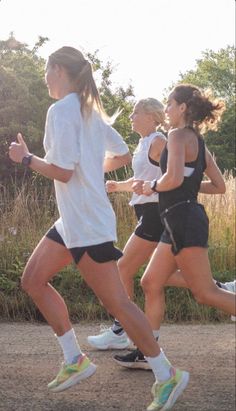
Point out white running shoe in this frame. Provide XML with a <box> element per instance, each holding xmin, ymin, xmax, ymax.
<box><xmin>87</xmin><ymin>326</ymin><xmax>130</xmax><ymax>350</ymax></box>
<box><xmin>223</xmin><ymin>280</ymin><xmax>236</xmax><ymax>321</ymax></box>
<box><xmin>223</xmin><ymin>280</ymin><xmax>236</xmax><ymax>293</ymax></box>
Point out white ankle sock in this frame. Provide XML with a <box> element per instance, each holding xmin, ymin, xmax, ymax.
<box><xmin>153</xmin><ymin>329</ymin><xmax>160</xmax><ymax>340</ymax></box>
<box><xmin>57</xmin><ymin>328</ymin><xmax>82</xmax><ymax>364</ymax></box>
<box><xmin>146</xmin><ymin>349</ymin><xmax>172</xmax><ymax>382</ymax></box>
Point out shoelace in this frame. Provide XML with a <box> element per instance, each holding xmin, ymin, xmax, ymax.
<box><xmin>99</xmin><ymin>324</ymin><xmax>111</xmax><ymax>333</ymax></box>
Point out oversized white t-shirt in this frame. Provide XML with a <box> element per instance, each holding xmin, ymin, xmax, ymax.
<box><xmin>43</xmin><ymin>92</ymin><xmax>129</xmax><ymax>248</ymax></box>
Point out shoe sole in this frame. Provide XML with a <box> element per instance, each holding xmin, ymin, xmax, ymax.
<box><xmin>160</xmin><ymin>371</ymin><xmax>190</xmax><ymax>410</ymax></box>
<box><xmin>87</xmin><ymin>339</ymin><xmax>130</xmax><ymax>350</ymax></box>
<box><xmin>113</xmin><ymin>358</ymin><xmax>151</xmax><ymax>370</ymax></box>
<box><xmin>49</xmin><ymin>363</ymin><xmax>97</xmax><ymax>393</ymax></box>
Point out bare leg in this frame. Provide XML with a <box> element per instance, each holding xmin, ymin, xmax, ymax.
<box><xmin>21</xmin><ymin>236</ymin><xmax>73</xmax><ymax>336</ymax></box>
<box><xmin>141</xmin><ymin>243</ymin><xmax>178</xmax><ymax>330</ymax></box>
<box><xmin>78</xmin><ymin>253</ymin><xmax>160</xmax><ymax>357</ymax></box>
<box><xmin>119</xmin><ymin>233</ymin><xmax>196</xmax><ymax>293</ymax></box>
<box><xmin>118</xmin><ymin>233</ymin><xmax>157</xmax><ymax>299</ymax></box>
<box><xmin>175</xmin><ymin>247</ymin><xmax>236</xmax><ymax>315</ymax></box>
<box><xmin>166</xmin><ymin>269</ymin><xmax>189</xmax><ymax>288</ymax></box>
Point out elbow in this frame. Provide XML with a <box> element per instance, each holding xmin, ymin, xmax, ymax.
<box><xmin>55</xmin><ymin>176</ymin><xmax>70</xmax><ymax>183</ymax></box>
<box><xmin>169</xmin><ymin>176</ymin><xmax>184</xmax><ymax>189</ymax></box>
<box><xmin>60</xmin><ymin>176</ymin><xmax>71</xmax><ymax>183</ymax></box>
<box><xmin>123</xmin><ymin>152</ymin><xmax>132</xmax><ymax>166</ymax></box>
<box><xmin>58</xmin><ymin>170</ymin><xmax>73</xmax><ymax>183</ymax></box>
<box><xmin>219</xmin><ymin>182</ymin><xmax>226</xmax><ymax>194</ymax></box>
<box><xmin>213</xmin><ymin>180</ymin><xmax>226</xmax><ymax>194</ymax></box>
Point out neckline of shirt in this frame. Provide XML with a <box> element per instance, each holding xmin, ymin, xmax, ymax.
<box><xmin>141</xmin><ymin>131</ymin><xmax>159</xmax><ymax>140</ymax></box>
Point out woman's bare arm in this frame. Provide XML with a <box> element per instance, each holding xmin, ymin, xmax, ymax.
<box><xmin>200</xmin><ymin>148</ymin><xmax>226</xmax><ymax>194</ymax></box>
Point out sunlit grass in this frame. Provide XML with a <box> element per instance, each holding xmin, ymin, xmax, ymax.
<box><xmin>0</xmin><ymin>172</ymin><xmax>235</xmax><ymax>321</ymax></box>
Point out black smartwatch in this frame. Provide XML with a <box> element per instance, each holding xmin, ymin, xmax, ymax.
<box><xmin>22</xmin><ymin>154</ymin><xmax>33</xmax><ymax>167</ymax></box>
<box><xmin>150</xmin><ymin>179</ymin><xmax>159</xmax><ymax>193</ymax></box>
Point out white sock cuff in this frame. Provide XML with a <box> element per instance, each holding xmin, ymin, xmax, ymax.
<box><xmin>152</xmin><ymin>329</ymin><xmax>160</xmax><ymax>339</ymax></box>
<box><xmin>57</xmin><ymin>328</ymin><xmax>82</xmax><ymax>364</ymax></box>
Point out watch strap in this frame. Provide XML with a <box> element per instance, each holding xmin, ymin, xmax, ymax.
<box><xmin>22</xmin><ymin>154</ymin><xmax>33</xmax><ymax>167</ymax></box>
<box><xmin>151</xmin><ymin>179</ymin><xmax>159</xmax><ymax>193</ymax></box>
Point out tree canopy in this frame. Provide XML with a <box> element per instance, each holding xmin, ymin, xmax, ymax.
<box><xmin>0</xmin><ymin>36</ymin><xmax>136</xmax><ymax>185</ymax></box>
<box><xmin>170</xmin><ymin>46</ymin><xmax>235</xmax><ymax>173</ymax></box>
<box><xmin>0</xmin><ymin>37</ymin><xmax>235</xmax><ymax>187</ymax></box>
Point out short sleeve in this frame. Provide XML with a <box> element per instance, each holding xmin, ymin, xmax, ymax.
<box><xmin>44</xmin><ymin>105</ymin><xmax>81</xmax><ymax>170</ymax></box>
<box><xmin>104</xmin><ymin>124</ymin><xmax>129</xmax><ymax>158</ymax></box>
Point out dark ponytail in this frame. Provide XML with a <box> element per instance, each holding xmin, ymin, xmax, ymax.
<box><xmin>172</xmin><ymin>84</ymin><xmax>225</xmax><ymax>133</ymax></box>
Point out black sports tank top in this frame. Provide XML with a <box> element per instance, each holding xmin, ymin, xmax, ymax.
<box><xmin>159</xmin><ymin>130</ymin><xmax>206</xmax><ymax>212</ymax></box>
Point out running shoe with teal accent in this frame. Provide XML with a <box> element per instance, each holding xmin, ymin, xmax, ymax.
<box><xmin>48</xmin><ymin>353</ymin><xmax>96</xmax><ymax>393</ymax></box>
<box><xmin>87</xmin><ymin>326</ymin><xmax>130</xmax><ymax>350</ymax></box>
<box><xmin>147</xmin><ymin>367</ymin><xmax>189</xmax><ymax>410</ymax></box>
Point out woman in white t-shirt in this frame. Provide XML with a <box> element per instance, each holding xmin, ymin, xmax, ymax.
<box><xmin>9</xmin><ymin>47</ymin><xmax>189</xmax><ymax>410</ymax></box>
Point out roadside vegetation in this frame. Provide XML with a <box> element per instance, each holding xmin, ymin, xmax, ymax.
<box><xmin>0</xmin><ymin>35</ymin><xmax>235</xmax><ymax>322</ymax></box>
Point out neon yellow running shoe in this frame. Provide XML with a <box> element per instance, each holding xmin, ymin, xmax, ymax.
<box><xmin>48</xmin><ymin>354</ymin><xmax>96</xmax><ymax>393</ymax></box>
<box><xmin>147</xmin><ymin>367</ymin><xmax>189</xmax><ymax>410</ymax></box>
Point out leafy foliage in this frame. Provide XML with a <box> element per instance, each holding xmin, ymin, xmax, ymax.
<box><xmin>0</xmin><ymin>39</ymin><xmax>137</xmax><ymax>185</ymax></box>
<box><xmin>166</xmin><ymin>46</ymin><xmax>235</xmax><ymax>173</ymax></box>
<box><xmin>0</xmin><ymin>35</ymin><xmax>52</xmax><ymax>184</ymax></box>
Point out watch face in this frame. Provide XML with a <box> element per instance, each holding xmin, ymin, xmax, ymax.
<box><xmin>22</xmin><ymin>155</ymin><xmax>32</xmax><ymax>166</ymax></box>
<box><xmin>151</xmin><ymin>180</ymin><xmax>157</xmax><ymax>191</ymax></box>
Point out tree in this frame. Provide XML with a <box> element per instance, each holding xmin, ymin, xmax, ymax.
<box><xmin>87</xmin><ymin>50</ymin><xmax>136</xmax><ymax>150</ymax></box>
<box><xmin>0</xmin><ymin>34</ymin><xmax>51</xmax><ymax>184</ymax></box>
<box><xmin>167</xmin><ymin>46</ymin><xmax>235</xmax><ymax>173</ymax></box>
<box><xmin>0</xmin><ymin>39</ymin><xmax>136</xmax><ymax>185</ymax></box>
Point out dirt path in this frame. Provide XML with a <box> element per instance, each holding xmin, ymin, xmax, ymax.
<box><xmin>0</xmin><ymin>322</ymin><xmax>235</xmax><ymax>411</ymax></box>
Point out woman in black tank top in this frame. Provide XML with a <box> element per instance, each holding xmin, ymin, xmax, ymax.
<box><xmin>141</xmin><ymin>84</ymin><xmax>235</xmax><ymax>342</ymax></box>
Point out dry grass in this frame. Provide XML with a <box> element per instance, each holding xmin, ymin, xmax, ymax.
<box><xmin>0</xmin><ymin>172</ymin><xmax>235</xmax><ymax>321</ymax></box>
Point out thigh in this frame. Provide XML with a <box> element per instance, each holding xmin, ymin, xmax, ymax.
<box><xmin>175</xmin><ymin>247</ymin><xmax>215</xmax><ymax>292</ymax></box>
<box><xmin>77</xmin><ymin>253</ymin><xmax>128</xmax><ymax>307</ymax></box>
<box><xmin>119</xmin><ymin>233</ymin><xmax>157</xmax><ymax>275</ymax></box>
<box><xmin>22</xmin><ymin>235</ymin><xmax>73</xmax><ymax>284</ymax></box>
<box><xmin>141</xmin><ymin>241</ymin><xmax>178</xmax><ymax>288</ymax></box>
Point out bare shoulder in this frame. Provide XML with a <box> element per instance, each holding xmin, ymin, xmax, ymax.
<box><xmin>168</xmin><ymin>128</ymin><xmax>184</xmax><ymax>141</ymax></box>
<box><xmin>151</xmin><ymin>132</ymin><xmax>167</xmax><ymax>149</ymax></box>
<box><xmin>168</xmin><ymin>127</ymin><xmax>192</xmax><ymax>143</ymax></box>
<box><xmin>149</xmin><ymin>132</ymin><xmax>167</xmax><ymax>161</ymax></box>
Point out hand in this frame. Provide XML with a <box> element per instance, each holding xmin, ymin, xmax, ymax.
<box><xmin>9</xmin><ymin>133</ymin><xmax>29</xmax><ymax>163</ymax></box>
<box><xmin>106</xmin><ymin>180</ymin><xmax>119</xmax><ymax>193</ymax></box>
<box><xmin>142</xmin><ymin>181</ymin><xmax>153</xmax><ymax>196</ymax></box>
<box><xmin>132</xmin><ymin>179</ymin><xmax>144</xmax><ymax>195</ymax></box>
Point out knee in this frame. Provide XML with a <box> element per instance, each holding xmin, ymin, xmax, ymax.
<box><xmin>21</xmin><ymin>273</ymin><xmax>33</xmax><ymax>295</ymax></box>
<box><xmin>141</xmin><ymin>275</ymin><xmax>157</xmax><ymax>294</ymax></box>
<box><xmin>140</xmin><ymin>275</ymin><xmax>150</xmax><ymax>293</ymax></box>
<box><xmin>141</xmin><ymin>275</ymin><xmax>165</xmax><ymax>300</ymax></box>
<box><xmin>21</xmin><ymin>269</ymin><xmax>41</xmax><ymax>297</ymax></box>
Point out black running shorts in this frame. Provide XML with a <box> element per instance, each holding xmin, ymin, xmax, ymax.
<box><xmin>160</xmin><ymin>201</ymin><xmax>209</xmax><ymax>255</ymax></box>
<box><xmin>134</xmin><ymin>202</ymin><xmax>164</xmax><ymax>242</ymax></box>
<box><xmin>46</xmin><ymin>226</ymin><xmax>123</xmax><ymax>264</ymax></box>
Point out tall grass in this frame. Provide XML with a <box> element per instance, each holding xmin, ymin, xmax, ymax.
<box><xmin>0</xmin><ymin>172</ymin><xmax>235</xmax><ymax>322</ymax></box>
<box><xmin>199</xmin><ymin>172</ymin><xmax>235</xmax><ymax>273</ymax></box>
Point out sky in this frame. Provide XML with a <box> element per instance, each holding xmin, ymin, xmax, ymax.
<box><xmin>0</xmin><ymin>0</ymin><xmax>235</xmax><ymax>100</ymax></box>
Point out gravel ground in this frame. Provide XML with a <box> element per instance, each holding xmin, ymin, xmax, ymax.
<box><xmin>0</xmin><ymin>322</ymin><xmax>235</xmax><ymax>411</ymax></box>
